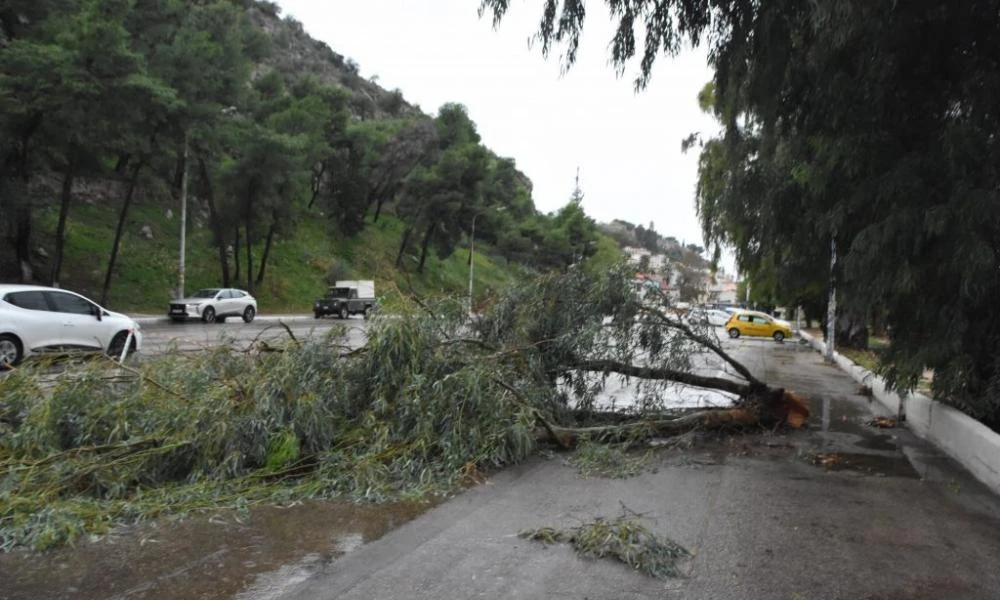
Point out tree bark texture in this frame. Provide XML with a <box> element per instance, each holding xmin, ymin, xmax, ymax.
<box><xmin>51</xmin><ymin>156</ymin><xmax>76</xmax><ymax>287</ymax></box>
<box><xmin>395</xmin><ymin>227</ymin><xmax>412</xmax><ymax>268</ymax></box>
<box><xmin>198</xmin><ymin>158</ymin><xmax>230</xmax><ymax>287</ymax></box>
<box><xmin>101</xmin><ymin>161</ymin><xmax>144</xmax><ymax>306</ymax></box>
<box><xmin>417</xmin><ymin>222</ymin><xmax>434</xmax><ymax>273</ymax></box>
<box><xmin>536</xmin><ymin>390</ymin><xmax>810</xmax><ymax>449</ymax></box>
<box><xmin>256</xmin><ymin>218</ymin><xmax>276</xmax><ymax>285</ymax></box>
<box><xmin>233</xmin><ymin>226</ymin><xmax>241</xmax><ymax>283</ymax></box>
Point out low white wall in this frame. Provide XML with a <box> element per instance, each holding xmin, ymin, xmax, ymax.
<box><xmin>799</xmin><ymin>331</ymin><xmax>1000</xmax><ymax>496</ymax></box>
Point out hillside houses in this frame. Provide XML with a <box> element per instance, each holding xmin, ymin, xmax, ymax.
<box><xmin>623</xmin><ymin>245</ymin><xmax>739</xmax><ymax>305</ymax></box>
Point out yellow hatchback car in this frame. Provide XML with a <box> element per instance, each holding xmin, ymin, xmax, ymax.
<box><xmin>725</xmin><ymin>310</ymin><xmax>793</xmax><ymax>342</ymax></box>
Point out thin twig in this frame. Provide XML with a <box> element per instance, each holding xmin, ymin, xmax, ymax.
<box><xmin>277</xmin><ymin>320</ymin><xmax>299</xmax><ymax>344</ymax></box>
<box><xmin>101</xmin><ymin>355</ymin><xmax>192</xmax><ymax>402</ymax></box>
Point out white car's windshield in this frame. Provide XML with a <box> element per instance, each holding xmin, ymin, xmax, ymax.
<box><xmin>192</xmin><ymin>289</ymin><xmax>220</xmax><ymax>299</ymax></box>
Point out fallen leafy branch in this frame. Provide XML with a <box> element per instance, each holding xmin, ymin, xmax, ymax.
<box><xmin>567</xmin><ymin>439</ymin><xmax>649</xmax><ymax>478</ymax></box>
<box><xmin>519</xmin><ymin>514</ymin><xmax>691</xmax><ymax>578</ymax></box>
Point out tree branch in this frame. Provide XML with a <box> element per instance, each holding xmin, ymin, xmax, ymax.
<box><xmin>542</xmin><ymin>407</ymin><xmax>760</xmax><ymax>447</ymax></box>
<box><xmin>637</xmin><ymin>304</ymin><xmax>763</xmax><ymax>387</ymax></box>
<box><xmin>569</xmin><ymin>358</ymin><xmax>751</xmax><ymax>397</ymax></box>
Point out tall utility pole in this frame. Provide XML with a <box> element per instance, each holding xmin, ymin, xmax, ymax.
<box><xmin>178</xmin><ymin>132</ymin><xmax>189</xmax><ymax>300</ymax></box>
<box><xmin>468</xmin><ymin>212</ymin><xmax>479</xmax><ymax>317</ymax></box>
<box><xmin>825</xmin><ymin>235</ymin><xmax>837</xmax><ymax>362</ymax></box>
<box><xmin>468</xmin><ymin>206</ymin><xmax>506</xmax><ymax>317</ymax></box>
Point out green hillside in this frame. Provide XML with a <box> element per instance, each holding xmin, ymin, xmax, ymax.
<box><xmin>33</xmin><ymin>189</ymin><xmax>534</xmax><ymax>314</ymax></box>
<box><xmin>1</xmin><ymin>1</ymin><xmax>624</xmax><ymax>309</ymax></box>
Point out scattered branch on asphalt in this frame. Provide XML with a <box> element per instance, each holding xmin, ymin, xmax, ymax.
<box><xmin>566</xmin><ymin>439</ymin><xmax>650</xmax><ymax>478</ymax></box>
<box><xmin>519</xmin><ymin>512</ymin><xmax>691</xmax><ymax>578</ymax></box>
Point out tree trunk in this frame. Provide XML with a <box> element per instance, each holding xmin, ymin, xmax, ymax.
<box><xmin>537</xmin><ymin>391</ymin><xmax>809</xmax><ymax>449</ymax></box>
<box><xmin>14</xmin><ymin>201</ymin><xmax>31</xmax><ymax>282</ymax></box>
<box><xmin>835</xmin><ymin>309</ymin><xmax>869</xmax><ymax>350</ymax></box>
<box><xmin>233</xmin><ymin>226</ymin><xmax>241</xmax><ymax>283</ymax></box>
<box><xmin>372</xmin><ymin>182</ymin><xmax>392</xmax><ymax>224</ymax></box>
<box><xmin>10</xmin><ymin>115</ymin><xmax>41</xmax><ymax>281</ymax></box>
<box><xmin>308</xmin><ymin>161</ymin><xmax>325</xmax><ymax>209</ymax></box>
<box><xmin>417</xmin><ymin>222</ymin><xmax>434</xmax><ymax>273</ymax></box>
<box><xmin>244</xmin><ymin>191</ymin><xmax>254</xmax><ymax>295</ymax></box>
<box><xmin>395</xmin><ymin>227</ymin><xmax>413</xmax><ymax>268</ymax></box>
<box><xmin>172</xmin><ymin>151</ymin><xmax>186</xmax><ymax>199</ymax></box>
<box><xmin>245</xmin><ymin>222</ymin><xmax>254</xmax><ymax>295</ymax></box>
<box><xmin>372</xmin><ymin>194</ymin><xmax>385</xmax><ymax>223</ymax></box>
<box><xmin>256</xmin><ymin>218</ymin><xmax>276</xmax><ymax>285</ymax></box>
<box><xmin>198</xmin><ymin>158</ymin><xmax>229</xmax><ymax>287</ymax></box>
<box><xmin>113</xmin><ymin>153</ymin><xmax>130</xmax><ymax>174</ymax></box>
<box><xmin>51</xmin><ymin>157</ymin><xmax>76</xmax><ymax>287</ymax></box>
<box><xmin>101</xmin><ymin>161</ymin><xmax>144</xmax><ymax>306</ymax></box>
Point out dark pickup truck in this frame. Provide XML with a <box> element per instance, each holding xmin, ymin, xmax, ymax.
<box><xmin>313</xmin><ymin>281</ymin><xmax>375</xmax><ymax>319</ymax></box>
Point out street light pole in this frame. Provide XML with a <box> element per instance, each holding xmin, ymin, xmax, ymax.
<box><xmin>468</xmin><ymin>207</ymin><xmax>506</xmax><ymax>317</ymax></box>
<box><xmin>468</xmin><ymin>212</ymin><xmax>479</xmax><ymax>317</ymax></box>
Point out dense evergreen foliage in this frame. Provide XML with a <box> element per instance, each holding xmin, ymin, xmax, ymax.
<box><xmin>482</xmin><ymin>0</ymin><xmax>1000</xmax><ymax>428</ymax></box>
<box><xmin>0</xmin><ymin>0</ymin><xmax>607</xmax><ymax>304</ymax></box>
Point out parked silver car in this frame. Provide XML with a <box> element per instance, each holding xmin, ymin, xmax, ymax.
<box><xmin>168</xmin><ymin>288</ymin><xmax>257</xmax><ymax>323</ymax></box>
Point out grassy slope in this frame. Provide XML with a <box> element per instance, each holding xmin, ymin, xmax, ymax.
<box><xmin>34</xmin><ymin>192</ymin><xmax>532</xmax><ymax>314</ymax></box>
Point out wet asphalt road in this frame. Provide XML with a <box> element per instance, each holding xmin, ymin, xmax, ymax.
<box><xmin>137</xmin><ymin>315</ymin><xmax>370</xmax><ymax>355</ymax></box>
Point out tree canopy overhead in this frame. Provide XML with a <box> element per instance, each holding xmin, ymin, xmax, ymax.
<box><xmin>480</xmin><ymin>0</ymin><xmax>1000</xmax><ymax>429</ymax></box>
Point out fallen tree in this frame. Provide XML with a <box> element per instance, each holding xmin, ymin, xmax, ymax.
<box><xmin>0</xmin><ymin>266</ymin><xmax>805</xmax><ymax>551</ymax></box>
<box><xmin>475</xmin><ymin>266</ymin><xmax>809</xmax><ymax>448</ymax></box>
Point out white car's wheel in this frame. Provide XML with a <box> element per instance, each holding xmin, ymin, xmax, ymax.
<box><xmin>243</xmin><ymin>306</ymin><xmax>256</xmax><ymax>323</ymax></box>
<box><xmin>0</xmin><ymin>334</ymin><xmax>22</xmax><ymax>368</ymax></box>
<box><xmin>107</xmin><ymin>331</ymin><xmax>135</xmax><ymax>358</ymax></box>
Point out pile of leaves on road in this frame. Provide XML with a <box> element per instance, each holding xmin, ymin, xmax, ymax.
<box><xmin>566</xmin><ymin>439</ymin><xmax>650</xmax><ymax>479</ymax></box>
<box><xmin>519</xmin><ymin>514</ymin><xmax>691</xmax><ymax>578</ymax></box>
<box><xmin>0</xmin><ymin>267</ymin><xmax>804</xmax><ymax>552</ymax></box>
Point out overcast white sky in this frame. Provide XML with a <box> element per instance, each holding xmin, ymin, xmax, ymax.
<box><xmin>274</xmin><ymin>0</ymin><xmax>721</xmax><ymax>254</ymax></box>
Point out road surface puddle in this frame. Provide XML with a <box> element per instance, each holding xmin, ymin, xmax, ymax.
<box><xmin>0</xmin><ymin>499</ymin><xmax>431</xmax><ymax>600</ymax></box>
<box><xmin>808</xmin><ymin>452</ymin><xmax>919</xmax><ymax>478</ymax></box>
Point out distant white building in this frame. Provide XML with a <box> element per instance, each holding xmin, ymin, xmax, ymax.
<box><xmin>623</xmin><ymin>246</ymin><xmax>650</xmax><ymax>264</ymax></box>
<box><xmin>648</xmin><ymin>254</ymin><xmax>668</xmax><ymax>274</ymax></box>
<box><xmin>706</xmin><ymin>273</ymin><xmax>738</xmax><ymax>304</ymax></box>
<box><xmin>623</xmin><ymin>246</ymin><xmax>669</xmax><ymax>276</ymax></box>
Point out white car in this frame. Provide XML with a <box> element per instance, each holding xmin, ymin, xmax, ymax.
<box><xmin>687</xmin><ymin>308</ymin><xmax>732</xmax><ymax>327</ymax></box>
<box><xmin>0</xmin><ymin>284</ymin><xmax>142</xmax><ymax>367</ymax></box>
<box><xmin>704</xmin><ymin>309</ymin><xmax>731</xmax><ymax>327</ymax></box>
<box><xmin>168</xmin><ymin>288</ymin><xmax>257</xmax><ymax>323</ymax></box>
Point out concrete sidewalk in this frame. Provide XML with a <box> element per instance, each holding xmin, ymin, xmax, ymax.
<box><xmin>264</xmin><ymin>339</ymin><xmax>1000</xmax><ymax>600</ymax></box>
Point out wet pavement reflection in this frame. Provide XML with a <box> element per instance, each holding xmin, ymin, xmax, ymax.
<box><xmin>0</xmin><ymin>500</ymin><xmax>431</xmax><ymax>600</ymax></box>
